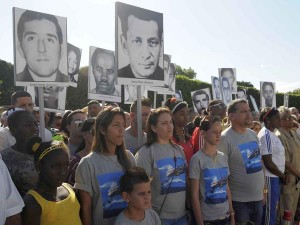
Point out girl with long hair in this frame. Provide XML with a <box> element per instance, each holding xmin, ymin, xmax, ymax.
<box><xmin>75</xmin><ymin>107</ymin><xmax>135</xmax><ymax>225</ymax></box>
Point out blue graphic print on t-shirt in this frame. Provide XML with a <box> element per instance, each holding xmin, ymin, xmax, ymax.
<box><xmin>204</xmin><ymin>167</ymin><xmax>229</xmax><ymax>204</ymax></box>
<box><xmin>156</xmin><ymin>157</ymin><xmax>186</xmax><ymax>195</ymax></box>
<box><xmin>97</xmin><ymin>172</ymin><xmax>127</xmax><ymax>218</ymax></box>
<box><xmin>238</xmin><ymin>141</ymin><xmax>262</xmax><ymax>174</ymax></box>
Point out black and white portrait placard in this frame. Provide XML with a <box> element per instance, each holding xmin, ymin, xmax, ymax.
<box><xmin>124</xmin><ymin>85</ymin><xmax>148</xmax><ymax>104</ymax></box>
<box><xmin>220</xmin><ymin>76</ymin><xmax>232</xmax><ymax>105</ymax></box>
<box><xmin>13</xmin><ymin>7</ymin><xmax>69</xmax><ymax>87</ymax></box>
<box><xmin>116</xmin><ymin>2</ymin><xmax>164</xmax><ymax>87</ymax></box>
<box><xmin>237</xmin><ymin>88</ymin><xmax>248</xmax><ymax>101</ymax></box>
<box><xmin>26</xmin><ymin>86</ymin><xmax>66</xmax><ymax>112</ymax></box>
<box><xmin>219</xmin><ymin>68</ymin><xmax>237</xmax><ymax>94</ymax></box>
<box><xmin>88</xmin><ymin>46</ymin><xmax>121</xmax><ymax>103</ymax></box>
<box><xmin>174</xmin><ymin>90</ymin><xmax>183</xmax><ymax>101</ymax></box>
<box><xmin>191</xmin><ymin>88</ymin><xmax>211</xmax><ymax>113</ymax></box>
<box><xmin>260</xmin><ymin>81</ymin><xmax>276</xmax><ymax>108</ymax></box>
<box><xmin>67</xmin><ymin>43</ymin><xmax>82</xmax><ymax>87</ymax></box>
<box><xmin>211</xmin><ymin>76</ymin><xmax>222</xmax><ymax>100</ymax></box>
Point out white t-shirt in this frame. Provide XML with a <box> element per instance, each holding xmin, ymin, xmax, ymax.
<box><xmin>0</xmin><ymin>155</ymin><xmax>24</xmax><ymax>225</ymax></box>
<box><xmin>258</xmin><ymin>127</ymin><xmax>285</xmax><ymax>177</ymax></box>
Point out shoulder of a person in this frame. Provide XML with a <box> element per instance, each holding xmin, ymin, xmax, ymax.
<box><xmin>23</xmin><ymin>192</ymin><xmax>41</xmax><ymax>211</ymax></box>
<box><xmin>221</xmin><ymin>126</ymin><xmax>232</xmax><ymax>136</ymax></box>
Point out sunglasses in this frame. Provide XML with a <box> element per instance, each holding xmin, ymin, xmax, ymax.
<box><xmin>73</xmin><ymin>120</ymin><xmax>84</xmax><ymax>127</ymax></box>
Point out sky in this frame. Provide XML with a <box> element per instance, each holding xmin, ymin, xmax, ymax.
<box><xmin>1</xmin><ymin>0</ymin><xmax>300</xmax><ymax>92</ymax></box>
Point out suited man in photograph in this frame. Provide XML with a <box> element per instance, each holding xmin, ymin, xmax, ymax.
<box><xmin>16</xmin><ymin>10</ymin><xmax>68</xmax><ymax>82</ymax></box>
<box><xmin>118</xmin><ymin>3</ymin><xmax>164</xmax><ymax>81</ymax></box>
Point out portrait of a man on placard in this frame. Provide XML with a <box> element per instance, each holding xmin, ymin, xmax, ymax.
<box><xmin>191</xmin><ymin>88</ymin><xmax>211</xmax><ymax>113</ymax></box>
<box><xmin>13</xmin><ymin>8</ymin><xmax>69</xmax><ymax>86</ymax></box>
<box><xmin>116</xmin><ymin>2</ymin><xmax>164</xmax><ymax>86</ymax></box>
<box><xmin>260</xmin><ymin>81</ymin><xmax>276</xmax><ymax>107</ymax></box>
<box><xmin>67</xmin><ymin>43</ymin><xmax>82</xmax><ymax>86</ymax></box>
<box><xmin>26</xmin><ymin>86</ymin><xmax>66</xmax><ymax>112</ymax></box>
<box><xmin>237</xmin><ymin>88</ymin><xmax>248</xmax><ymax>101</ymax></box>
<box><xmin>174</xmin><ymin>90</ymin><xmax>183</xmax><ymax>100</ymax></box>
<box><xmin>284</xmin><ymin>93</ymin><xmax>289</xmax><ymax>107</ymax></box>
<box><xmin>124</xmin><ymin>85</ymin><xmax>148</xmax><ymax>104</ymax></box>
<box><xmin>88</xmin><ymin>47</ymin><xmax>121</xmax><ymax>102</ymax></box>
<box><xmin>221</xmin><ymin>76</ymin><xmax>232</xmax><ymax>105</ymax></box>
<box><xmin>211</xmin><ymin>76</ymin><xmax>222</xmax><ymax>100</ymax></box>
<box><xmin>219</xmin><ymin>68</ymin><xmax>237</xmax><ymax>93</ymax></box>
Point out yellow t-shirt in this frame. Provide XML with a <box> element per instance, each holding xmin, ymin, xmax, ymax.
<box><xmin>27</xmin><ymin>183</ymin><xmax>82</xmax><ymax>225</ymax></box>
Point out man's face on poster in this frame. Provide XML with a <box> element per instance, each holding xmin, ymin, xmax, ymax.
<box><xmin>222</xmin><ymin>80</ymin><xmax>231</xmax><ymax>102</ymax></box>
<box><xmin>123</xmin><ymin>15</ymin><xmax>162</xmax><ymax>78</ymax></box>
<box><xmin>194</xmin><ymin>93</ymin><xmax>208</xmax><ymax>111</ymax></box>
<box><xmin>126</xmin><ymin>85</ymin><xmax>137</xmax><ymax>101</ymax></box>
<box><xmin>263</xmin><ymin>84</ymin><xmax>274</xmax><ymax>103</ymax></box>
<box><xmin>168</xmin><ymin>65</ymin><xmax>175</xmax><ymax>87</ymax></box>
<box><xmin>18</xmin><ymin>19</ymin><xmax>61</xmax><ymax>77</ymax></box>
<box><xmin>237</xmin><ymin>90</ymin><xmax>246</xmax><ymax>100</ymax></box>
<box><xmin>93</xmin><ymin>52</ymin><xmax>115</xmax><ymax>94</ymax></box>
<box><xmin>222</xmin><ymin>69</ymin><xmax>234</xmax><ymax>87</ymax></box>
<box><xmin>68</xmin><ymin>50</ymin><xmax>78</xmax><ymax>74</ymax></box>
<box><xmin>213</xmin><ymin>79</ymin><xmax>221</xmax><ymax>98</ymax></box>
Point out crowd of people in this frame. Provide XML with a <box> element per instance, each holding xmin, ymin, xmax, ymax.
<box><xmin>1</xmin><ymin>90</ymin><xmax>300</xmax><ymax>225</ymax></box>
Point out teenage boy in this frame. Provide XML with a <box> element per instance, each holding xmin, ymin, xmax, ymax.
<box><xmin>113</xmin><ymin>167</ymin><xmax>160</xmax><ymax>225</ymax></box>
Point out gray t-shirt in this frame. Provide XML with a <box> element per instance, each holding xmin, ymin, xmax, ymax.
<box><xmin>113</xmin><ymin>208</ymin><xmax>160</xmax><ymax>225</ymax></box>
<box><xmin>135</xmin><ymin>142</ymin><xmax>187</xmax><ymax>220</ymax></box>
<box><xmin>219</xmin><ymin>127</ymin><xmax>264</xmax><ymax>202</ymax></box>
<box><xmin>75</xmin><ymin>151</ymin><xmax>136</xmax><ymax>225</ymax></box>
<box><xmin>189</xmin><ymin>150</ymin><xmax>229</xmax><ymax>221</ymax></box>
<box><xmin>124</xmin><ymin>128</ymin><xmax>146</xmax><ymax>154</ymax></box>
<box><xmin>0</xmin><ymin>147</ymin><xmax>39</xmax><ymax>197</ymax></box>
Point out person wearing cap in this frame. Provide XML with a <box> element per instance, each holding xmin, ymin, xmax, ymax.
<box><xmin>66</xmin><ymin>110</ymin><xmax>87</xmax><ymax>156</ymax></box>
<box><xmin>165</xmin><ymin>97</ymin><xmax>194</xmax><ymax>165</ymax></box>
<box><xmin>258</xmin><ymin>107</ymin><xmax>286</xmax><ymax>225</ymax></box>
<box><xmin>275</xmin><ymin>106</ymin><xmax>300</xmax><ymax>223</ymax></box>
<box><xmin>87</xmin><ymin>100</ymin><xmax>102</xmax><ymax>118</ymax></box>
<box><xmin>191</xmin><ymin>100</ymin><xmax>227</xmax><ymax>153</ymax></box>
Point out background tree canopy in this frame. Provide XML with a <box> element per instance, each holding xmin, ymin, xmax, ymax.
<box><xmin>1</xmin><ymin>59</ymin><xmax>300</xmax><ymax>111</ymax></box>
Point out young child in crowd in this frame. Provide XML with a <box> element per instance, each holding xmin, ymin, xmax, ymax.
<box><xmin>113</xmin><ymin>167</ymin><xmax>160</xmax><ymax>225</ymax></box>
<box><xmin>22</xmin><ymin>136</ymin><xmax>82</xmax><ymax>225</ymax></box>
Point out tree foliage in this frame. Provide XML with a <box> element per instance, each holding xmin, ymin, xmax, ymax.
<box><xmin>175</xmin><ymin>65</ymin><xmax>197</xmax><ymax>79</ymax></box>
<box><xmin>237</xmin><ymin>81</ymin><xmax>254</xmax><ymax>88</ymax></box>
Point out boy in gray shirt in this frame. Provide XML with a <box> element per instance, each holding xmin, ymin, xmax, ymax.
<box><xmin>113</xmin><ymin>167</ymin><xmax>160</xmax><ymax>225</ymax></box>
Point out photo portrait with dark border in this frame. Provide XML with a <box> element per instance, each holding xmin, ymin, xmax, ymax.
<box><xmin>67</xmin><ymin>43</ymin><xmax>82</xmax><ymax>87</ymax></box>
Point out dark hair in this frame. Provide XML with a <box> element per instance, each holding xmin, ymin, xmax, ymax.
<box><xmin>117</xmin><ymin>2</ymin><xmax>163</xmax><ymax>42</ymax></box>
<box><xmin>87</xmin><ymin>100</ymin><xmax>100</xmax><ymax>107</ymax></box>
<box><xmin>11</xmin><ymin>91</ymin><xmax>32</xmax><ymax>105</ymax></box>
<box><xmin>262</xmin><ymin>82</ymin><xmax>274</xmax><ymax>92</ymax></box>
<box><xmin>192</xmin><ymin>90</ymin><xmax>209</xmax><ymax>104</ymax></box>
<box><xmin>164</xmin><ymin>98</ymin><xmax>188</xmax><ymax>114</ymax></box>
<box><xmin>130</xmin><ymin>98</ymin><xmax>152</xmax><ymax>113</ymax></box>
<box><xmin>17</xmin><ymin>10</ymin><xmax>63</xmax><ymax>44</ymax></box>
<box><xmin>67</xmin><ymin>43</ymin><xmax>81</xmax><ymax>75</ymax></box>
<box><xmin>76</xmin><ymin>118</ymin><xmax>96</xmax><ymax>153</ymax></box>
<box><xmin>199</xmin><ymin>115</ymin><xmax>221</xmax><ymax>132</ymax></box>
<box><xmin>66</xmin><ymin>110</ymin><xmax>86</xmax><ymax>126</ymax></box>
<box><xmin>259</xmin><ymin>107</ymin><xmax>279</xmax><ymax>123</ymax></box>
<box><xmin>212</xmin><ymin>77</ymin><xmax>219</xmax><ymax>84</ymax></box>
<box><xmin>7</xmin><ymin>111</ymin><xmax>33</xmax><ymax>135</ymax></box>
<box><xmin>91</xmin><ymin>48</ymin><xmax>114</xmax><ymax>70</ymax></box>
<box><xmin>93</xmin><ymin>107</ymin><xmax>131</xmax><ymax>171</ymax></box>
<box><xmin>26</xmin><ymin>136</ymin><xmax>68</xmax><ymax>163</ymax></box>
<box><xmin>60</xmin><ymin>110</ymin><xmax>72</xmax><ymax>135</ymax></box>
<box><xmin>220</xmin><ymin>68</ymin><xmax>234</xmax><ymax>77</ymax></box>
<box><xmin>119</xmin><ymin>166</ymin><xmax>150</xmax><ymax>193</ymax></box>
<box><xmin>145</xmin><ymin>107</ymin><xmax>174</xmax><ymax>147</ymax></box>
<box><xmin>227</xmin><ymin>99</ymin><xmax>248</xmax><ymax>114</ymax></box>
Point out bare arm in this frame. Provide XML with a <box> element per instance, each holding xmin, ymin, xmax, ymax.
<box><xmin>190</xmin><ymin>178</ymin><xmax>204</xmax><ymax>225</ymax></box>
<box><xmin>226</xmin><ymin>183</ymin><xmax>235</xmax><ymax>225</ymax></box>
<box><xmin>4</xmin><ymin>214</ymin><xmax>22</xmax><ymax>225</ymax></box>
<box><xmin>262</xmin><ymin>155</ymin><xmax>285</xmax><ymax>179</ymax></box>
<box><xmin>79</xmin><ymin>190</ymin><xmax>92</xmax><ymax>225</ymax></box>
<box><xmin>22</xmin><ymin>194</ymin><xmax>41</xmax><ymax>225</ymax></box>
